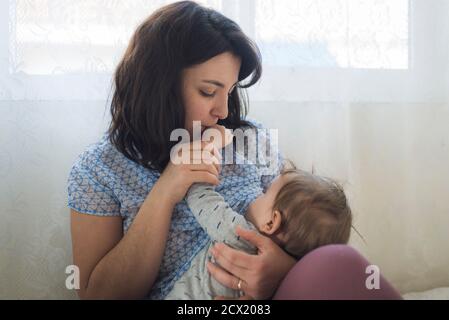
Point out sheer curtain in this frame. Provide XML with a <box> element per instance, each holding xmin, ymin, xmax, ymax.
<box><xmin>1</xmin><ymin>0</ymin><xmax>448</xmax><ymax>299</ymax></box>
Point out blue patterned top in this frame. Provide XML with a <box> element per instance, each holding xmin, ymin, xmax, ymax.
<box><xmin>67</xmin><ymin>121</ymin><xmax>282</xmax><ymax>299</ymax></box>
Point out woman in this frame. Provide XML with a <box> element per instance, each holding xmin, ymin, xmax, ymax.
<box><xmin>68</xmin><ymin>1</ymin><xmax>401</xmax><ymax>300</ymax></box>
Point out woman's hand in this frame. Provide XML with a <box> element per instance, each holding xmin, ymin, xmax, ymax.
<box><xmin>207</xmin><ymin>226</ymin><xmax>297</xmax><ymax>300</ymax></box>
<box><xmin>203</xmin><ymin>124</ymin><xmax>234</xmax><ymax>150</ymax></box>
<box><xmin>154</xmin><ymin>141</ymin><xmax>222</xmax><ymax>206</ymax></box>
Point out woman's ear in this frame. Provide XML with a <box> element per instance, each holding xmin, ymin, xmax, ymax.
<box><xmin>262</xmin><ymin>210</ymin><xmax>283</xmax><ymax>235</ymax></box>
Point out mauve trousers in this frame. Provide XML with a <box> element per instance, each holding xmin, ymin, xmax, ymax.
<box><xmin>273</xmin><ymin>245</ymin><xmax>402</xmax><ymax>300</ymax></box>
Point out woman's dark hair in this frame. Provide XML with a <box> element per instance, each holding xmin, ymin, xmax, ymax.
<box><xmin>108</xmin><ymin>1</ymin><xmax>262</xmax><ymax>171</ymax></box>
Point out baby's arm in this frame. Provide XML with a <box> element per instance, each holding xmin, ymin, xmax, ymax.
<box><xmin>186</xmin><ymin>184</ymin><xmax>257</xmax><ymax>254</ymax></box>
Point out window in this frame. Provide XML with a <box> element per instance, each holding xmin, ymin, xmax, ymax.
<box><xmin>2</xmin><ymin>0</ymin><xmax>446</xmax><ymax>102</ymax></box>
<box><xmin>10</xmin><ymin>0</ymin><xmax>408</xmax><ymax>75</ymax></box>
<box><xmin>255</xmin><ymin>0</ymin><xmax>409</xmax><ymax>69</ymax></box>
<box><xmin>10</xmin><ymin>0</ymin><xmax>222</xmax><ymax>74</ymax></box>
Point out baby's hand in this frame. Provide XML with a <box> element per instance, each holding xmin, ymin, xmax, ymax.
<box><xmin>203</xmin><ymin>124</ymin><xmax>234</xmax><ymax>150</ymax></box>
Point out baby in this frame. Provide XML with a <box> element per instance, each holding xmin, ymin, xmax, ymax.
<box><xmin>164</xmin><ymin>128</ymin><xmax>352</xmax><ymax>300</ymax></box>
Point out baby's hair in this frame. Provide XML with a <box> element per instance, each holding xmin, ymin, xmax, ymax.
<box><xmin>273</xmin><ymin>162</ymin><xmax>353</xmax><ymax>259</ymax></box>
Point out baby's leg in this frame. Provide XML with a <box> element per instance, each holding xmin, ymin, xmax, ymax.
<box><xmin>273</xmin><ymin>244</ymin><xmax>402</xmax><ymax>300</ymax></box>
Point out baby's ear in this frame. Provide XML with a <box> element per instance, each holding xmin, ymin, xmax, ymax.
<box><xmin>262</xmin><ymin>210</ymin><xmax>283</xmax><ymax>235</ymax></box>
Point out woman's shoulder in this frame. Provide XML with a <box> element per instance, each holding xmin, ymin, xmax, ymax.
<box><xmin>67</xmin><ymin>133</ymin><xmax>159</xmax><ymax>216</ymax></box>
<box><xmin>73</xmin><ymin>134</ymin><xmax>151</xmax><ymax>170</ymax></box>
<box><xmin>238</xmin><ymin>118</ymin><xmax>275</xmax><ymax>145</ymax></box>
<box><xmin>242</xmin><ymin>117</ymin><xmax>266</xmax><ymax>130</ymax></box>
<box><xmin>240</xmin><ymin>117</ymin><xmax>283</xmax><ymax>180</ymax></box>
<box><xmin>70</xmin><ymin>134</ymin><xmax>123</xmax><ymax>173</ymax></box>
<box><xmin>68</xmin><ymin>133</ymin><xmax>159</xmax><ymax>187</ymax></box>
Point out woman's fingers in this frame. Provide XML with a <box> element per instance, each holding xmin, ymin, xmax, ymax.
<box><xmin>193</xmin><ymin>152</ymin><xmax>221</xmax><ymax>174</ymax></box>
<box><xmin>190</xmin><ymin>144</ymin><xmax>221</xmax><ymax>173</ymax></box>
<box><xmin>235</xmin><ymin>226</ymin><xmax>268</xmax><ymax>252</ymax></box>
<box><xmin>203</xmin><ymin>142</ymin><xmax>222</xmax><ymax>161</ymax></box>
<box><xmin>189</xmin><ymin>163</ymin><xmax>219</xmax><ymax>178</ymax></box>
<box><xmin>172</xmin><ymin>140</ymin><xmax>222</xmax><ymax>185</ymax></box>
<box><xmin>212</xmin><ymin>242</ymin><xmax>255</xmax><ymax>270</ymax></box>
<box><xmin>204</xmin><ymin>144</ymin><xmax>222</xmax><ymax>173</ymax></box>
<box><xmin>206</xmin><ymin>261</ymin><xmax>242</xmax><ymax>291</ymax></box>
<box><xmin>209</xmin><ymin>246</ymin><xmax>247</xmax><ymax>279</ymax></box>
<box><xmin>192</xmin><ymin>140</ymin><xmax>221</xmax><ymax>160</ymax></box>
<box><xmin>190</xmin><ymin>171</ymin><xmax>220</xmax><ymax>185</ymax></box>
<box><xmin>208</xmin><ymin>227</ymin><xmax>297</xmax><ymax>300</ymax></box>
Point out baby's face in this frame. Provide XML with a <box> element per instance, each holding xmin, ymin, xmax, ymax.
<box><xmin>247</xmin><ymin>174</ymin><xmax>287</xmax><ymax>227</ymax></box>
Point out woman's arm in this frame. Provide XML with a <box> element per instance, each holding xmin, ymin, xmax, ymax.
<box><xmin>207</xmin><ymin>226</ymin><xmax>296</xmax><ymax>300</ymax></box>
<box><xmin>71</xmin><ymin>142</ymin><xmax>221</xmax><ymax>300</ymax></box>
<box><xmin>71</xmin><ymin>184</ymin><xmax>176</xmax><ymax>300</ymax></box>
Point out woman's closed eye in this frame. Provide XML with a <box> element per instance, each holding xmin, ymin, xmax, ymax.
<box><xmin>200</xmin><ymin>90</ymin><xmax>215</xmax><ymax>98</ymax></box>
<box><xmin>200</xmin><ymin>85</ymin><xmax>237</xmax><ymax>98</ymax></box>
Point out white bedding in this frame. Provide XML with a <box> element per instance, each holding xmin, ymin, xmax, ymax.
<box><xmin>403</xmin><ymin>287</ymin><xmax>449</xmax><ymax>300</ymax></box>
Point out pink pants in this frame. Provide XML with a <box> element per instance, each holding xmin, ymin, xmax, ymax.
<box><xmin>273</xmin><ymin>245</ymin><xmax>402</xmax><ymax>300</ymax></box>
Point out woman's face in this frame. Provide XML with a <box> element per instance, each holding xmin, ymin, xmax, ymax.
<box><xmin>181</xmin><ymin>52</ymin><xmax>242</xmax><ymax>134</ymax></box>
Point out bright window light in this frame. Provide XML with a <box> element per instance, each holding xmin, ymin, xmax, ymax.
<box><xmin>10</xmin><ymin>0</ymin><xmax>408</xmax><ymax>74</ymax></box>
<box><xmin>256</xmin><ymin>0</ymin><xmax>409</xmax><ymax>69</ymax></box>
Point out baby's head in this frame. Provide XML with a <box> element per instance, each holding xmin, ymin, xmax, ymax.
<box><xmin>247</xmin><ymin>167</ymin><xmax>352</xmax><ymax>259</ymax></box>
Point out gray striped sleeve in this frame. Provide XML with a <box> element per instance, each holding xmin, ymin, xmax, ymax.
<box><xmin>186</xmin><ymin>184</ymin><xmax>257</xmax><ymax>254</ymax></box>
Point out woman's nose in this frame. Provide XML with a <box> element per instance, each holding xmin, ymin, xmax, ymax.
<box><xmin>212</xmin><ymin>95</ymin><xmax>229</xmax><ymax>120</ymax></box>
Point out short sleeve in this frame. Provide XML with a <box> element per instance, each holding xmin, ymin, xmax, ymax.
<box><xmin>67</xmin><ymin>158</ymin><xmax>121</xmax><ymax>217</ymax></box>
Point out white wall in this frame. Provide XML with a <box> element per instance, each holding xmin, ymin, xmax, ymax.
<box><xmin>0</xmin><ymin>100</ymin><xmax>109</xmax><ymax>299</ymax></box>
<box><xmin>250</xmin><ymin>101</ymin><xmax>449</xmax><ymax>294</ymax></box>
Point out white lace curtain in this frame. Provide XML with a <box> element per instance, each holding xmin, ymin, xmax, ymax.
<box><xmin>3</xmin><ymin>0</ymin><xmax>446</xmax><ymax>103</ymax></box>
